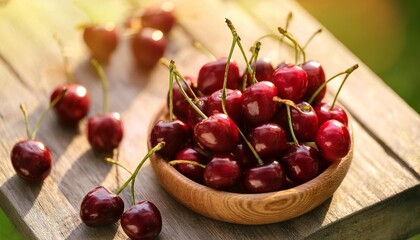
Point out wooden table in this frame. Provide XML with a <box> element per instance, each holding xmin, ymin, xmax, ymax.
<box><xmin>0</xmin><ymin>0</ymin><xmax>419</xmax><ymax>239</ymax></box>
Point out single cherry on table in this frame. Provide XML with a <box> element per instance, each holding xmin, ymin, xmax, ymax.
<box><xmin>83</xmin><ymin>23</ymin><xmax>119</xmax><ymax>64</ymax></box>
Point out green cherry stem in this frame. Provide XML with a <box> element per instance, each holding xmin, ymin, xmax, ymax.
<box><xmin>221</xmin><ymin>23</ymin><xmax>237</xmax><ymax>115</ymax></box>
<box><xmin>303</xmin><ymin>28</ymin><xmax>322</xmax><ymax>50</ymax></box>
<box><xmin>278</xmin><ymin>27</ymin><xmax>306</xmax><ymax>65</ymax></box>
<box><xmin>104</xmin><ymin>157</ymin><xmax>133</xmax><ymax>175</ymax></box>
<box><xmin>168</xmin><ymin>62</ymin><xmax>175</xmax><ymax>122</ymax></box>
<box><xmin>330</xmin><ymin>64</ymin><xmax>359</xmax><ymax>110</ymax></box>
<box><xmin>250</xmin><ymin>41</ymin><xmax>261</xmax><ymax>84</ymax></box>
<box><xmin>286</xmin><ymin>104</ymin><xmax>299</xmax><ymax>145</ymax></box>
<box><xmin>193</xmin><ymin>41</ymin><xmax>217</xmax><ymax>61</ymax></box>
<box><xmin>90</xmin><ymin>59</ymin><xmax>109</xmax><ymax>114</ymax></box>
<box><xmin>53</xmin><ymin>34</ymin><xmax>74</xmax><ymax>83</ymax></box>
<box><xmin>19</xmin><ymin>104</ymin><xmax>31</xmax><ymax>139</ymax></box>
<box><xmin>307</xmin><ymin>64</ymin><xmax>359</xmax><ymax>105</ymax></box>
<box><xmin>168</xmin><ymin>160</ymin><xmax>206</xmax><ymax>168</ymax></box>
<box><xmin>30</xmin><ymin>88</ymin><xmax>67</xmax><ymax>139</ymax></box>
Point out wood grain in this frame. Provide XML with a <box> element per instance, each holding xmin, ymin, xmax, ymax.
<box><xmin>0</xmin><ymin>0</ymin><xmax>418</xmax><ymax>239</ymax></box>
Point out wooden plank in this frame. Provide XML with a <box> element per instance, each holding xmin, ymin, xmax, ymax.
<box><xmin>0</xmin><ymin>0</ymin><xmax>418</xmax><ymax>239</ymax></box>
<box><xmin>236</xmin><ymin>0</ymin><xmax>420</xmax><ymax>175</ymax></box>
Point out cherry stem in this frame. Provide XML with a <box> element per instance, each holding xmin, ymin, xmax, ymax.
<box><xmin>19</xmin><ymin>104</ymin><xmax>31</xmax><ymax>139</ymax></box>
<box><xmin>330</xmin><ymin>64</ymin><xmax>359</xmax><ymax>109</ymax></box>
<box><xmin>105</xmin><ymin>158</ymin><xmax>133</xmax><ymax>175</ymax></box>
<box><xmin>286</xmin><ymin>104</ymin><xmax>299</xmax><ymax>145</ymax></box>
<box><xmin>115</xmin><ymin>142</ymin><xmax>165</xmax><ymax>198</ymax></box>
<box><xmin>307</xmin><ymin>64</ymin><xmax>359</xmax><ymax>105</ymax></box>
<box><xmin>237</xmin><ymin>126</ymin><xmax>264</xmax><ymax>166</ymax></box>
<box><xmin>53</xmin><ymin>34</ymin><xmax>74</xmax><ymax>83</ymax></box>
<box><xmin>193</xmin><ymin>41</ymin><xmax>217</xmax><ymax>61</ymax></box>
<box><xmin>221</xmin><ymin>27</ymin><xmax>237</xmax><ymax>115</ymax></box>
<box><xmin>168</xmin><ymin>160</ymin><xmax>206</xmax><ymax>168</ymax></box>
<box><xmin>278</xmin><ymin>27</ymin><xmax>306</xmax><ymax>65</ymax></box>
<box><xmin>168</xmin><ymin>62</ymin><xmax>175</xmax><ymax>122</ymax></box>
<box><xmin>30</xmin><ymin>88</ymin><xmax>67</xmax><ymax>139</ymax></box>
<box><xmin>303</xmin><ymin>28</ymin><xmax>322</xmax><ymax>50</ymax></box>
<box><xmin>90</xmin><ymin>59</ymin><xmax>109</xmax><ymax>114</ymax></box>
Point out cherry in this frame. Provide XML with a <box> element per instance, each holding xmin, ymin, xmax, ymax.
<box><xmin>207</xmin><ymin>89</ymin><xmax>242</xmax><ymax>124</ymax></box>
<box><xmin>243</xmin><ymin>160</ymin><xmax>286</xmax><ymax>193</ymax></box>
<box><xmin>249</xmin><ymin>123</ymin><xmax>288</xmax><ymax>158</ymax></box>
<box><xmin>315</xmin><ymin>102</ymin><xmax>348</xmax><ymax>127</ymax></box>
<box><xmin>197</xmin><ymin>58</ymin><xmax>241</xmax><ymax>95</ymax></box>
<box><xmin>316</xmin><ymin>120</ymin><xmax>351</xmax><ymax>162</ymax></box>
<box><xmin>121</xmin><ymin>200</ymin><xmax>162</xmax><ymax>240</ymax></box>
<box><xmin>131</xmin><ymin>27</ymin><xmax>167</xmax><ymax>69</ymax></box>
<box><xmin>80</xmin><ymin>186</ymin><xmax>124</xmax><ymax>227</ymax></box>
<box><xmin>241</xmin><ymin>81</ymin><xmax>278</xmax><ymax>126</ymax></box>
<box><xmin>301</xmin><ymin>60</ymin><xmax>326</xmax><ymax>105</ymax></box>
<box><xmin>280</xmin><ymin>144</ymin><xmax>320</xmax><ymax>183</ymax></box>
<box><xmin>187</xmin><ymin>96</ymin><xmax>208</xmax><ymax>128</ymax></box>
<box><xmin>11</xmin><ymin>140</ymin><xmax>52</xmax><ymax>183</ymax></box>
<box><xmin>242</xmin><ymin>58</ymin><xmax>274</xmax><ymax>84</ymax></box>
<box><xmin>203</xmin><ymin>154</ymin><xmax>241</xmax><ymax>190</ymax></box>
<box><xmin>87</xmin><ymin>60</ymin><xmax>123</xmax><ymax>152</ymax></box>
<box><xmin>193</xmin><ymin>113</ymin><xmax>239</xmax><ymax>153</ymax></box>
<box><xmin>231</xmin><ymin>142</ymin><xmax>258</xmax><ymax>170</ymax></box>
<box><xmin>171</xmin><ymin>75</ymin><xmax>196</xmax><ymax>122</ymax></box>
<box><xmin>271</xmin><ymin>65</ymin><xmax>308</xmax><ymax>102</ymax></box>
<box><xmin>83</xmin><ymin>23</ymin><xmax>119</xmax><ymax>63</ymax></box>
<box><xmin>150</xmin><ymin>120</ymin><xmax>190</xmax><ymax>159</ymax></box>
<box><xmin>170</xmin><ymin>147</ymin><xmax>208</xmax><ymax>183</ymax></box>
<box><xmin>51</xmin><ymin>84</ymin><xmax>90</xmax><ymax>125</ymax></box>
<box><xmin>141</xmin><ymin>1</ymin><xmax>176</xmax><ymax>34</ymax></box>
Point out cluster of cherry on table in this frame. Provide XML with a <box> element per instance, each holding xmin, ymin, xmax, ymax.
<box><xmin>8</xmin><ymin>1</ymin><xmax>356</xmax><ymax>239</ymax></box>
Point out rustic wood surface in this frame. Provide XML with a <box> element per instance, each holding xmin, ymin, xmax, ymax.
<box><xmin>0</xmin><ymin>0</ymin><xmax>419</xmax><ymax>239</ymax></box>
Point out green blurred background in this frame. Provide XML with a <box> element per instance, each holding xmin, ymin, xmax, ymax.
<box><xmin>0</xmin><ymin>0</ymin><xmax>419</xmax><ymax>239</ymax></box>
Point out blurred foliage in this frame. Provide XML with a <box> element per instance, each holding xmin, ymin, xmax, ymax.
<box><xmin>0</xmin><ymin>208</ymin><xmax>20</xmax><ymax>239</ymax></box>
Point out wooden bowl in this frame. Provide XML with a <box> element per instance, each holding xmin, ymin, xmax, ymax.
<box><xmin>148</xmin><ymin>106</ymin><xmax>353</xmax><ymax>225</ymax></box>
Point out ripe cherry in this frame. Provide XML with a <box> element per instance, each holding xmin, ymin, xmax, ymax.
<box><xmin>141</xmin><ymin>1</ymin><xmax>176</xmax><ymax>34</ymax></box>
<box><xmin>80</xmin><ymin>186</ymin><xmax>124</xmax><ymax>227</ymax></box>
<box><xmin>194</xmin><ymin>113</ymin><xmax>239</xmax><ymax>153</ymax></box>
<box><xmin>197</xmin><ymin>58</ymin><xmax>241</xmax><ymax>95</ymax></box>
<box><xmin>207</xmin><ymin>89</ymin><xmax>242</xmax><ymax>124</ymax></box>
<box><xmin>131</xmin><ymin>27</ymin><xmax>167</xmax><ymax>69</ymax></box>
<box><xmin>315</xmin><ymin>102</ymin><xmax>348</xmax><ymax>127</ymax></box>
<box><xmin>249</xmin><ymin>123</ymin><xmax>288</xmax><ymax>158</ymax></box>
<box><xmin>51</xmin><ymin>84</ymin><xmax>89</xmax><ymax>125</ymax></box>
<box><xmin>271</xmin><ymin>65</ymin><xmax>308</xmax><ymax>102</ymax></box>
<box><xmin>203</xmin><ymin>154</ymin><xmax>241</xmax><ymax>190</ymax></box>
<box><xmin>243</xmin><ymin>160</ymin><xmax>286</xmax><ymax>193</ymax></box>
<box><xmin>170</xmin><ymin>147</ymin><xmax>208</xmax><ymax>183</ymax></box>
<box><xmin>83</xmin><ymin>23</ymin><xmax>119</xmax><ymax>63</ymax></box>
<box><xmin>170</xmin><ymin>75</ymin><xmax>196</xmax><ymax>122</ymax></box>
<box><xmin>121</xmin><ymin>200</ymin><xmax>162</xmax><ymax>240</ymax></box>
<box><xmin>231</xmin><ymin>142</ymin><xmax>258</xmax><ymax>170</ymax></box>
<box><xmin>150</xmin><ymin>119</ymin><xmax>190</xmax><ymax>159</ymax></box>
<box><xmin>280</xmin><ymin>144</ymin><xmax>320</xmax><ymax>183</ymax></box>
<box><xmin>243</xmin><ymin>58</ymin><xmax>274</xmax><ymax>84</ymax></box>
<box><xmin>301</xmin><ymin>60</ymin><xmax>326</xmax><ymax>105</ymax></box>
<box><xmin>316</xmin><ymin>120</ymin><xmax>351</xmax><ymax>162</ymax></box>
<box><xmin>241</xmin><ymin>81</ymin><xmax>278</xmax><ymax>127</ymax></box>
<box><xmin>187</xmin><ymin>96</ymin><xmax>208</xmax><ymax>128</ymax></box>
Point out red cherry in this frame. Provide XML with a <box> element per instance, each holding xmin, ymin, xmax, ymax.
<box><xmin>187</xmin><ymin>96</ymin><xmax>208</xmax><ymax>128</ymax></box>
<box><xmin>281</xmin><ymin>144</ymin><xmax>320</xmax><ymax>183</ymax></box>
<box><xmin>301</xmin><ymin>60</ymin><xmax>326</xmax><ymax>105</ymax></box>
<box><xmin>170</xmin><ymin>76</ymin><xmax>196</xmax><ymax>122</ymax></box>
<box><xmin>197</xmin><ymin>58</ymin><xmax>241</xmax><ymax>95</ymax></box>
<box><xmin>141</xmin><ymin>1</ymin><xmax>176</xmax><ymax>34</ymax></box>
<box><xmin>316</xmin><ymin>120</ymin><xmax>351</xmax><ymax>162</ymax></box>
<box><xmin>51</xmin><ymin>84</ymin><xmax>90</xmax><ymax>124</ymax></box>
<box><xmin>243</xmin><ymin>160</ymin><xmax>286</xmax><ymax>193</ymax></box>
<box><xmin>193</xmin><ymin>113</ymin><xmax>239</xmax><ymax>153</ymax></box>
<box><xmin>203</xmin><ymin>154</ymin><xmax>241</xmax><ymax>190</ymax></box>
<box><xmin>150</xmin><ymin>120</ymin><xmax>190</xmax><ymax>159</ymax></box>
<box><xmin>83</xmin><ymin>23</ymin><xmax>119</xmax><ymax>63</ymax></box>
<box><xmin>271</xmin><ymin>65</ymin><xmax>308</xmax><ymax>102</ymax></box>
<box><xmin>87</xmin><ymin>112</ymin><xmax>124</xmax><ymax>152</ymax></box>
<box><xmin>230</xmin><ymin>142</ymin><xmax>258</xmax><ymax>170</ymax></box>
<box><xmin>121</xmin><ymin>200</ymin><xmax>162</xmax><ymax>240</ymax></box>
<box><xmin>11</xmin><ymin>139</ymin><xmax>52</xmax><ymax>183</ymax></box>
<box><xmin>243</xmin><ymin>58</ymin><xmax>274</xmax><ymax>84</ymax></box>
<box><xmin>314</xmin><ymin>102</ymin><xmax>348</xmax><ymax>127</ymax></box>
<box><xmin>173</xmin><ymin>147</ymin><xmax>208</xmax><ymax>183</ymax></box>
<box><xmin>80</xmin><ymin>186</ymin><xmax>124</xmax><ymax>227</ymax></box>
<box><xmin>131</xmin><ymin>27</ymin><xmax>167</xmax><ymax>69</ymax></box>
<box><xmin>241</xmin><ymin>81</ymin><xmax>278</xmax><ymax>126</ymax></box>
<box><xmin>249</xmin><ymin>123</ymin><xmax>288</xmax><ymax>158</ymax></box>
<box><xmin>206</xmin><ymin>89</ymin><xmax>243</xmax><ymax>124</ymax></box>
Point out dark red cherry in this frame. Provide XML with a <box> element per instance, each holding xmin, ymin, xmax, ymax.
<box><xmin>80</xmin><ymin>186</ymin><xmax>124</xmax><ymax>227</ymax></box>
<box><xmin>83</xmin><ymin>23</ymin><xmax>119</xmax><ymax>63</ymax></box>
<box><xmin>203</xmin><ymin>154</ymin><xmax>241</xmax><ymax>190</ymax></box>
<box><xmin>316</xmin><ymin>120</ymin><xmax>351</xmax><ymax>162</ymax></box>
<box><xmin>187</xmin><ymin>96</ymin><xmax>208</xmax><ymax>128</ymax></box>
<box><xmin>276</xmin><ymin>102</ymin><xmax>319</xmax><ymax>142</ymax></box>
<box><xmin>193</xmin><ymin>113</ymin><xmax>239</xmax><ymax>153</ymax></box>
<box><xmin>51</xmin><ymin>84</ymin><xmax>90</xmax><ymax>124</ymax></box>
<box><xmin>271</xmin><ymin>65</ymin><xmax>308</xmax><ymax>102</ymax></box>
<box><xmin>243</xmin><ymin>160</ymin><xmax>286</xmax><ymax>193</ymax></box>
<box><xmin>249</xmin><ymin>123</ymin><xmax>288</xmax><ymax>158</ymax></box>
<box><xmin>231</xmin><ymin>142</ymin><xmax>258</xmax><ymax>170</ymax></box>
<box><xmin>207</xmin><ymin>89</ymin><xmax>242</xmax><ymax>124</ymax></box>
<box><xmin>170</xmin><ymin>76</ymin><xmax>196</xmax><ymax>122</ymax></box>
<box><xmin>197</xmin><ymin>58</ymin><xmax>241</xmax><ymax>96</ymax></box>
<box><xmin>173</xmin><ymin>147</ymin><xmax>208</xmax><ymax>183</ymax></box>
<box><xmin>131</xmin><ymin>27</ymin><xmax>167</xmax><ymax>69</ymax></box>
<box><xmin>241</xmin><ymin>81</ymin><xmax>278</xmax><ymax>126</ymax></box>
<box><xmin>301</xmin><ymin>60</ymin><xmax>326</xmax><ymax>105</ymax></box>
<box><xmin>281</xmin><ymin>144</ymin><xmax>320</xmax><ymax>183</ymax></box>
<box><xmin>243</xmin><ymin>58</ymin><xmax>274</xmax><ymax>84</ymax></box>
<box><xmin>314</xmin><ymin>102</ymin><xmax>348</xmax><ymax>127</ymax></box>
<box><xmin>141</xmin><ymin>1</ymin><xmax>176</xmax><ymax>34</ymax></box>
<box><xmin>10</xmin><ymin>139</ymin><xmax>52</xmax><ymax>183</ymax></box>
<box><xmin>121</xmin><ymin>200</ymin><xmax>162</xmax><ymax>240</ymax></box>
<box><xmin>150</xmin><ymin>120</ymin><xmax>190</xmax><ymax>159</ymax></box>
<box><xmin>87</xmin><ymin>112</ymin><xmax>124</xmax><ymax>152</ymax></box>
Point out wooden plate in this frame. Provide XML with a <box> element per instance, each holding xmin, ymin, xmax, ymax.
<box><xmin>148</xmin><ymin>106</ymin><xmax>353</xmax><ymax>225</ymax></box>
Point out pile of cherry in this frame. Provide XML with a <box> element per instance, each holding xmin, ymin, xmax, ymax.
<box><xmin>9</xmin><ymin>2</ymin><xmax>176</xmax><ymax>240</ymax></box>
<box><xmin>150</xmin><ymin>19</ymin><xmax>357</xmax><ymax>194</ymax></box>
